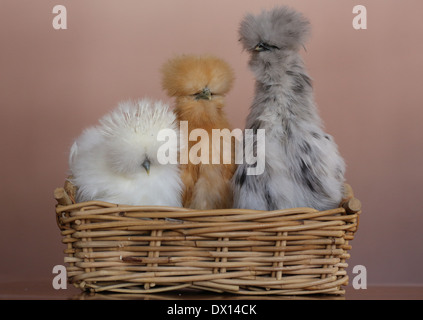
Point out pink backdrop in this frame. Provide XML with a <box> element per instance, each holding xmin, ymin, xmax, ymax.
<box><xmin>1</xmin><ymin>0</ymin><xmax>422</xmax><ymax>286</ymax></box>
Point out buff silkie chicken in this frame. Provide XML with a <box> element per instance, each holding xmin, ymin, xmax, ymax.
<box><xmin>68</xmin><ymin>99</ymin><xmax>183</xmax><ymax>207</ymax></box>
<box><xmin>161</xmin><ymin>55</ymin><xmax>237</xmax><ymax>209</ymax></box>
<box><xmin>232</xmin><ymin>7</ymin><xmax>346</xmax><ymax>211</ymax></box>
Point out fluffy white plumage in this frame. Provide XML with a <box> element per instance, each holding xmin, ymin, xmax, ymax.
<box><xmin>69</xmin><ymin>99</ymin><xmax>183</xmax><ymax>206</ymax></box>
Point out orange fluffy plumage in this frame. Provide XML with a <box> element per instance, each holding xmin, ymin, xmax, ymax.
<box><xmin>161</xmin><ymin>54</ymin><xmax>237</xmax><ymax>209</ymax></box>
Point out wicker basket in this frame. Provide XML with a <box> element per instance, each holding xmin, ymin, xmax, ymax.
<box><xmin>54</xmin><ymin>180</ymin><xmax>361</xmax><ymax>296</ymax></box>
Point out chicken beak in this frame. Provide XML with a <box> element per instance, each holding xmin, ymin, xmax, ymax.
<box><xmin>195</xmin><ymin>87</ymin><xmax>212</xmax><ymax>100</ymax></box>
<box><xmin>254</xmin><ymin>42</ymin><xmax>271</xmax><ymax>52</ymax></box>
<box><xmin>142</xmin><ymin>159</ymin><xmax>150</xmax><ymax>175</ymax></box>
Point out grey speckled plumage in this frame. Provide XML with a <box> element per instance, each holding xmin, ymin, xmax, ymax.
<box><xmin>233</xmin><ymin>6</ymin><xmax>346</xmax><ymax>211</ymax></box>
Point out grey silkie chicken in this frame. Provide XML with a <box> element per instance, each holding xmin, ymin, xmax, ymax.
<box><xmin>232</xmin><ymin>6</ymin><xmax>346</xmax><ymax>211</ymax></box>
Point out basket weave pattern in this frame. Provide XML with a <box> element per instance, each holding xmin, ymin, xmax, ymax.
<box><xmin>55</xmin><ymin>182</ymin><xmax>361</xmax><ymax>295</ymax></box>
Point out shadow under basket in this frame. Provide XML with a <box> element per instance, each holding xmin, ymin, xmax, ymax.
<box><xmin>54</xmin><ymin>181</ymin><xmax>362</xmax><ymax>296</ymax></box>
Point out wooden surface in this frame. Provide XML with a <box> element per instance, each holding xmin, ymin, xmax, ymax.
<box><xmin>0</xmin><ymin>280</ymin><xmax>422</xmax><ymax>300</ymax></box>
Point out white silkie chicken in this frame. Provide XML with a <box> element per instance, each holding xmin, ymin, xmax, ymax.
<box><xmin>69</xmin><ymin>99</ymin><xmax>183</xmax><ymax>207</ymax></box>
